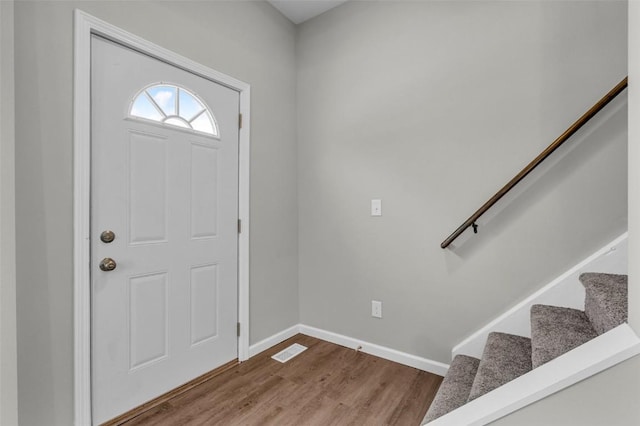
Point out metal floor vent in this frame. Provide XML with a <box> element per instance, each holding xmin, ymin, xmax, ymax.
<box><xmin>271</xmin><ymin>343</ymin><xmax>308</xmax><ymax>363</ymax></box>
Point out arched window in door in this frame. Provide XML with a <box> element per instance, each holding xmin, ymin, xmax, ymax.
<box><xmin>129</xmin><ymin>83</ymin><xmax>218</xmax><ymax>137</ymax></box>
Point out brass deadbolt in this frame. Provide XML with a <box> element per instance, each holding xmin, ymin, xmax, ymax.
<box><xmin>100</xmin><ymin>230</ymin><xmax>116</xmax><ymax>243</ymax></box>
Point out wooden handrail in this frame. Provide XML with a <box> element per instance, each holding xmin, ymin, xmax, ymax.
<box><xmin>440</xmin><ymin>77</ymin><xmax>628</xmax><ymax>249</ymax></box>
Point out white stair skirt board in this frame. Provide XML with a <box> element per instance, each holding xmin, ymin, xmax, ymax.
<box><xmin>425</xmin><ymin>324</ymin><xmax>640</xmax><ymax>426</ymax></box>
<box><xmin>248</xmin><ymin>324</ymin><xmax>449</xmax><ymax>377</ymax></box>
<box><xmin>453</xmin><ymin>233</ymin><xmax>628</xmax><ymax>359</ymax></box>
<box><xmin>272</xmin><ymin>343</ymin><xmax>308</xmax><ymax>363</ymax></box>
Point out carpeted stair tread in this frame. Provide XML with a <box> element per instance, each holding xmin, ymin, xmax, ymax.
<box><xmin>530</xmin><ymin>304</ymin><xmax>598</xmax><ymax>368</ymax></box>
<box><xmin>467</xmin><ymin>332</ymin><xmax>532</xmax><ymax>401</ymax></box>
<box><xmin>423</xmin><ymin>355</ymin><xmax>480</xmax><ymax>423</ymax></box>
<box><xmin>579</xmin><ymin>273</ymin><xmax>627</xmax><ymax>335</ymax></box>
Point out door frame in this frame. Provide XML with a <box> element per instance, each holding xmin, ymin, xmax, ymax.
<box><xmin>73</xmin><ymin>10</ymin><xmax>251</xmax><ymax>425</ymax></box>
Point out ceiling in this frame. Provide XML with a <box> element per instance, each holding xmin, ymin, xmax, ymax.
<box><xmin>267</xmin><ymin>0</ymin><xmax>349</xmax><ymax>24</ymax></box>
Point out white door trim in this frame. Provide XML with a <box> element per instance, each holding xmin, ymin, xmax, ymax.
<box><xmin>73</xmin><ymin>10</ymin><xmax>251</xmax><ymax>425</ymax></box>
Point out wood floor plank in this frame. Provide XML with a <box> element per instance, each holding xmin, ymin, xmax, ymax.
<box><xmin>287</xmin><ymin>393</ymin><xmax>357</xmax><ymax>426</ymax></box>
<box><xmin>119</xmin><ymin>334</ymin><xmax>443</xmax><ymax>426</ymax></box>
<box><xmin>385</xmin><ymin>370</ymin><xmax>443</xmax><ymax>425</ymax></box>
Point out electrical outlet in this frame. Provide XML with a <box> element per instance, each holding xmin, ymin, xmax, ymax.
<box><xmin>372</xmin><ymin>300</ymin><xmax>382</xmax><ymax>318</ymax></box>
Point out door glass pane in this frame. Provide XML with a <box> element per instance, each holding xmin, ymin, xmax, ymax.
<box><xmin>191</xmin><ymin>111</ymin><xmax>215</xmax><ymax>135</ymax></box>
<box><xmin>131</xmin><ymin>94</ymin><xmax>164</xmax><ymax>121</ymax></box>
<box><xmin>179</xmin><ymin>89</ymin><xmax>205</xmax><ymax>122</ymax></box>
<box><xmin>147</xmin><ymin>85</ymin><xmax>177</xmax><ymax>116</ymax></box>
<box><xmin>164</xmin><ymin>117</ymin><xmax>190</xmax><ymax>128</ymax></box>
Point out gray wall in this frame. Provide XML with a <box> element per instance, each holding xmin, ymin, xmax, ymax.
<box><xmin>490</xmin><ymin>355</ymin><xmax>640</xmax><ymax>425</ymax></box>
<box><xmin>628</xmin><ymin>0</ymin><xmax>640</xmax><ymax>336</ymax></box>
<box><xmin>14</xmin><ymin>1</ymin><xmax>298</xmax><ymax>425</ymax></box>
<box><xmin>495</xmin><ymin>2</ymin><xmax>640</xmax><ymax>424</ymax></box>
<box><xmin>0</xmin><ymin>1</ymin><xmax>18</xmax><ymax>425</ymax></box>
<box><xmin>297</xmin><ymin>0</ymin><xmax>628</xmax><ymax>362</ymax></box>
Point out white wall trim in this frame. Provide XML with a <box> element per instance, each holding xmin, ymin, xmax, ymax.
<box><xmin>426</xmin><ymin>324</ymin><xmax>640</xmax><ymax>425</ymax></box>
<box><xmin>73</xmin><ymin>11</ymin><xmax>92</xmax><ymax>425</ymax></box>
<box><xmin>247</xmin><ymin>324</ymin><xmax>449</xmax><ymax>376</ymax></box>
<box><xmin>248</xmin><ymin>324</ymin><xmax>300</xmax><ymax>358</ymax></box>
<box><xmin>453</xmin><ymin>232</ymin><xmax>628</xmax><ymax>358</ymax></box>
<box><xmin>73</xmin><ymin>10</ymin><xmax>251</xmax><ymax>425</ymax></box>
<box><xmin>299</xmin><ymin>325</ymin><xmax>450</xmax><ymax>376</ymax></box>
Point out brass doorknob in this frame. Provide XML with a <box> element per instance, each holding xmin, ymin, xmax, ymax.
<box><xmin>99</xmin><ymin>258</ymin><xmax>117</xmax><ymax>272</ymax></box>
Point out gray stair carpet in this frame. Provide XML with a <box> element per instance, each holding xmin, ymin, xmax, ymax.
<box><xmin>580</xmin><ymin>273</ymin><xmax>628</xmax><ymax>334</ymax></box>
<box><xmin>467</xmin><ymin>332</ymin><xmax>532</xmax><ymax>401</ymax></box>
<box><xmin>423</xmin><ymin>355</ymin><xmax>480</xmax><ymax>423</ymax></box>
<box><xmin>530</xmin><ymin>304</ymin><xmax>598</xmax><ymax>368</ymax></box>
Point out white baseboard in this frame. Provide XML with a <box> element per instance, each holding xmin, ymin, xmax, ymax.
<box><xmin>299</xmin><ymin>324</ymin><xmax>449</xmax><ymax>376</ymax></box>
<box><xmin>248</xmin><ymin>323</ymin><xmax>449</xmax><ymax>376</ymax></box>
<box><xmin>248</xmin><ymin>324</ymin><xmax>300</xmax><ymax>358</ymax></box>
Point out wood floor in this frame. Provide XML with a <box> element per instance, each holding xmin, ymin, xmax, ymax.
<box><xmin>119</xmin><ymin>334</ymin><xmax>443</xmax><ymax>426</ymax></box>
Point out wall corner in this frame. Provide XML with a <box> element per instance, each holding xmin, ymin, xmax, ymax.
<box><xmin>628</xmin><ymin>0</ymin><xmax>640</xmax><ymax>333</ymax></box>
<box><xmin>0</xmin><ymin>0</ymin><xmax>18</xmax><ymax>424</ymax></box>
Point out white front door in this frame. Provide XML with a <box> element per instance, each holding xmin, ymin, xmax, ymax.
<box><xmin>91</xmin><ymin>35</ymin><xmax>240</xmax><ymax>424</ymax></box>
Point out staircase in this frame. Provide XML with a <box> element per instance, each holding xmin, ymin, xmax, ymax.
<box><xmin>423</xmin><ymin>272</ymin><xmax>628</xmax><ymax>424</ymax></box>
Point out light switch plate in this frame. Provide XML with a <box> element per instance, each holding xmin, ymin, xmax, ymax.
<box><xmin>372</xmin><ymin>300</ymin><xmax>382</xmax><ymax>318</ymax></box>
<box><xmin>371</xmin><ymin>199</ymin><xmax>382</xmax><ymax>216</ymax></box>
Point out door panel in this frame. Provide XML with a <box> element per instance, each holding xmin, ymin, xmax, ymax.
<box><xmin>190</xmin><ymin>144</ymin><xmax>218</xmax><ymax>238</ymax></box>
<box><xmin>190</xmin><ymin>264</ymin><xmax>219</xmax><ymax>345</ymax></box>
<box><xmin>129</xmin><ymin>272</ymin><xmax>169</xmax><ymax>369</ymax></box>
<box><xmin>91</xmin><ymin>35</ymin><xmax>240</xmax><ymax>424</ymax></box>
<box><xmin>129</xmin><ymin>131</ymin><xmax>169</xmax><ymax>244</ymax></box>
